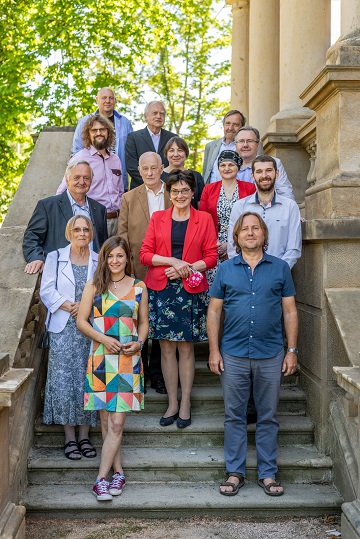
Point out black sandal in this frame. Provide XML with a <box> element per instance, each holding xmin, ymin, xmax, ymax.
<box><xmin>78</xmin><ymin>438</ymin><xmax>97</xmax><ymax>458</ymax></box>
<box><xmin>219</xmin><ymin>472</ymin><xmax>245</xmax><ymax>496</ymax></box>
<box><xmin>64</xmin><ymin>440</ymin><xmax>81</xmax><ymax>460</ymax></box>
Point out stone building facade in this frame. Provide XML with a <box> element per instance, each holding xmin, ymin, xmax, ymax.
<box><xmin>226</xmin><ymin>1</ymin><xmax>360</xmax><ymax>537</ymax></box>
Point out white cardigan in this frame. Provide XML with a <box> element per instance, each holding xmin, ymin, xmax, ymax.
<box><xmin>40</xmin><ymin>244</ymin><xmax>98</xmax><ymax>333</ymax></box>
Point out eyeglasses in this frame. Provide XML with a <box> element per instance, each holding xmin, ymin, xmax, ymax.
<box><xmin>90</xmin><ymin>128</ymin><xmax>107</xmax><ymax>134</ymax></box>
<box><xmin>235</xmin><ymin>139</ymin><xmax>259</xmax><ymax>145</ymax></box>
<box><xmin>170</xmin><ymin>188</ymin><xmax>192</xmax><ymax>196</ymax></box>
<box><xmin>72</xmin><ymin>227</ymin><xmax>90</xmax><ymax>233</ymax></box>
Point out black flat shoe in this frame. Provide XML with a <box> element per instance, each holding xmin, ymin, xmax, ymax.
<box><xmin>151</xmin><ymin>379</ymin><xmax>167</xmax><ymax>394</ymax></box>
<box><xmin>177</xmin><ymin>413</ymin><xmax>191</xmax><ymax>429</ymax></box>
<box><xmin>159</xmin><ymin>411</ymin><xmax>179</xmax><ymax>426</ymax></box>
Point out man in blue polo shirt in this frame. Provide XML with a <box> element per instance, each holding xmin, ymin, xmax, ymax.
<box><xmin>207</xmin><ymin>212</ymin><xmax>298</xmax><ymax>498</ymax></box>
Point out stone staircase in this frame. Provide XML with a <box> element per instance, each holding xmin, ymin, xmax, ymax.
<box><xmin>24</xmin><ymin>345</ymin><xmax>342</xmax><ymax>518</ymax></box>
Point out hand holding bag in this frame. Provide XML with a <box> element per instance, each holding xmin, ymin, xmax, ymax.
<box><xmin>185</xmin><ymin>267</ymin><xmax>204</xmax><ymax>288</ymax></box>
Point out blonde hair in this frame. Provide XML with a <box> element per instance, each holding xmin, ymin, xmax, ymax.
<box><xmin>65</xmin><ymin>215</ymin><xmax>94</xmax><ymax>242</ymax></box>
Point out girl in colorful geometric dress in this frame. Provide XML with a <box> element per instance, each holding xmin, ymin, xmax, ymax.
<box><xmin>77</xmin><ymin>236</ymin><xmax>148</xmax><ymax>501</ymax></box>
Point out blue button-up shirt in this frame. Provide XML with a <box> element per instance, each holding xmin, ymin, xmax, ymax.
<box><xmin>227</xmin><ymin>192</ymin><xmax>302</xmax><ymax>268</ymax></box>
<box><xmin>209</xmin><ymin>252</ymin><xmax>296</xmax><ymax>359</ymax></box>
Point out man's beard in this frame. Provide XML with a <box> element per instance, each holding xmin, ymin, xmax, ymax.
<box><xmin>93</xmin><ymin>137</ymin><xmax>108</xmax><ymax>151</ymax></box>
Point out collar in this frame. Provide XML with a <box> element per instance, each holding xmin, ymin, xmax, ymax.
<box><xmin>147</xmin><ymin>126</ymin><xmax>161</xmax><ymax>139</ymax></box>
<box><xmin>145</xmin><ymin>181</ymin><xmax>165</xmax><ymax>195</ymax></box>
<box><xmin>66</xmin><ymin>189</ymin><xmax>89</xmax><ymax>209</ymax></box>
<box><xmin>222</xmin><ymin>138</ymin><xmax>236</xmax><ymax>147</ymax></box>
<box><xmin>234</xmin><ymin>251</ymin><xmax>271</xmax><ymax>266</ymax></box>
<box><xmin>88</xmin><ymin>145</ymin><xmax>111</xmax><ymax>158</ymax></box>
<box><xmin>255</xmin><ymin>191</ymin><xmax>277</xmax><ymax>207</ymax></box>
<box><xmin>95</xmin><ymin>109</ymin><xmax>121</xmax><ymax>119</ymax></box>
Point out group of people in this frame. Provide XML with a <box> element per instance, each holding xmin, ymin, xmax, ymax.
<box><xmin>23</xmin><ymin>86</ymin><xmax>301</xmax><ymax>501</ymax></box>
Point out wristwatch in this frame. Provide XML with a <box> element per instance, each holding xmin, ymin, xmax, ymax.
<box><xmin>287</xmin><ymin>347</ymin><xmax>298</xmax><ymax>355</ymax></box>
<box><xmin>138</xmin><ymin>340</ymin><xmax>144</xmax><ymax>351</ymax></box>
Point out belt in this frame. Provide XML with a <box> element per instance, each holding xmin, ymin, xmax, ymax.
<box><xmin>107</xmin><ymin>210</ymin><xmax>119</xmax><ymax>219</ymax></box>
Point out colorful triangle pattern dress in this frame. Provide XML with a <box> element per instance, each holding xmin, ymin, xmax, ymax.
<box><xmin>84</xmin><ymin>279</ymin><xmax>145</xmax><ymax>412</ymax></box>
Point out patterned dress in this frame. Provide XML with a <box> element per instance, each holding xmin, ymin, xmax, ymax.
<box><xmin>84</xmin><ymin>279</ymin><xmax>145</xmax><ymax>412</ymax></box>
<box><xmin>206</xmin><ymin>185</ymin><xmax>240</xmax><ymax>287</ymax></box>
<box><xmin>43</xmin><ymin>264</ymin><xmax>97</xmax><ymax>427</ymax></box>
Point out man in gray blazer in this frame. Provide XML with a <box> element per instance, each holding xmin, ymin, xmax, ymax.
<box><xmin>125</xmin><ymin>101</ymin><xmax>176</xmax><ymax>190</ymax></box>
<box><xmin>23</xmin><ymin>161</ymin><xmax>108</xmax><ymax>274</ymax></box>
<box><xmin>202</xmin><ymin>110</ymin><xmax>246</xmax><ymax>184</ymax></box>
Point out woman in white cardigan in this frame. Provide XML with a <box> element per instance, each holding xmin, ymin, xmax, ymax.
<box><xmin>40</xmin><ymin>215</ymin><xmax>98</xmax><ymax>460</ymax></box>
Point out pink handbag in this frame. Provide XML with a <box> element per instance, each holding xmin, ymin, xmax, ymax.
<box><xmin>185</xmin><ymin>268</ymin><xmax>204</xmax><ymax>288</ymax></box>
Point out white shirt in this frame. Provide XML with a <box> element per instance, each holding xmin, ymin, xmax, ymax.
<box><xmin>146</xmin><ymin>182</ymin><xmax>165</xmax><ymax>216</ymax></box>
<box><xmin>209</xmin><ymin>139</ymin><xmax>236</xmax><ymax>183</ymax></box>
<box><xmin>147</xmin><ymin>126</ymin><xmax>161</xmax><ymax>152</ymax></box>
<box><xmin>227</xmin><ymin>192</ymin><xmax>302</xmax><ymax>268</ymax></box>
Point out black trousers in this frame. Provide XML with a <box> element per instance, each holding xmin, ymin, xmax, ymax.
<box><xmin>141</xmin><ymin>339</ymin><xmax>163</xmax><ymax>382</ymax></box>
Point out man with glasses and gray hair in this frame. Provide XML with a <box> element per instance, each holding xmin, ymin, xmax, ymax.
<box><xmin>56</xmin><ymin>114</ymin><xmax>124</xmax><ymax>237</ymax></box>
<box><xmin>23</xmin><ymin>161</ymin><xmax>107</xmax><ymax>274</ymax></box>
<box><xmin>235</xmin><ymin>126</ymin><xmax>295</xmax><ymax>200</ymax></box>
<box><xmin>202</xmin><ymin>110</ymin><xmax>246</xmax><ymax>184</ymax></box>
<box><xmin>125</xmin><ymin>101</ymin><xmax>177</xmax><ymax>190</ymax></box>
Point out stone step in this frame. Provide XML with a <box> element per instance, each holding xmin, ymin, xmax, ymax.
<box><xmin>24</xmin><ymin>482</ymin><xmax>342</xmax><ymax>520</ymax></box>
<box><xmin>34</xmin><ymin>415</ymin><xmax>314</xmax><ymax>448</ymax></box>
<box><xmin>28</xmin><ymin>445</ymin><xmax>333</xmax><ymax>485</ymax></box>
<box><xmin>137</xmin><ymin>385</ymin><xmax>306</xmax><ymax>415</ymax></box>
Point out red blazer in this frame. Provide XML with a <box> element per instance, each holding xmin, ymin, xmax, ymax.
<box><xmin>139</xmin><ymin>206</ymin><xmax>218</xmax><ymax>293</ymax></box>
<box><xmin>199</xmin><ymin>180</ymin><xmax>256</xmax><ymax>230</ymax></box>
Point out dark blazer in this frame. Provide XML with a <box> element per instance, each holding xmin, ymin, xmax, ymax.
<box><xmin>139</xmin><ymin>206</ymin><xmax>218</xmax><ymax>293</ymax></box>
<box><xmin>125</xmin><ymin>127</ymin><xmax>177</xmax><ymax>189</ymax></box>
<box><xmin>23</xmin><ymin>191</ymin><xmax>108</xmax><ymax>263</ymax></box>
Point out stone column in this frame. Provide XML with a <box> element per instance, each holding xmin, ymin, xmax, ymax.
<box><xmin>270</xmin><ymin>0</ymin><xmax>330</xmax><ymax>129</ymax></box>
<box><xmin>263</xmin><ymin>0</ymin><xmax>330</xmax><ymax>204</ymax></box>
<box><xmin>226</xmin><ymin>0</ymin><xmax>249</xmax><ymax>120</ymax></box>
<box><xmin>341</xmin><ymin>0</ymin><xmax>360</xmax><ymax>37</ymax></box>
<box><xmin>248</xmin><ymin>0</ymin><xmax>279</xmax><ymax>136</ymax></box>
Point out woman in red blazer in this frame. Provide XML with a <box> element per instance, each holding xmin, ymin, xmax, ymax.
<box><xmin>199</xmin><ymin>150</ymin><xmax>256</xmax><ymax>286</ymax></box>
<box><xmin>140</xmin><ymin>170</ymin><xmax>217</xmax><ymax>429</ymax></box>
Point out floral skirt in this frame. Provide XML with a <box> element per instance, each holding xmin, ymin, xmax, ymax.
<box><xmin>148</xmin><ymin>280</ymin><xmax>208</xmax><ymax>342</ymax></box>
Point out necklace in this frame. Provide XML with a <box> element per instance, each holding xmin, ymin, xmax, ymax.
<box><xmin>112</xmin><ymin>274</ymin><xmax>126</xmax><ymax>289</ymax></box>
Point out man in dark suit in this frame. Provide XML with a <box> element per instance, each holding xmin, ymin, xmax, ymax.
<box><xmin>125</xmin><ymin>101</ymin><xmax>176</xmax><ymax>190</ymax></box>
<box><xmin>23</xmin><ymin>161</ymin><xmax>108</xmax><ymax>274</ymax></box>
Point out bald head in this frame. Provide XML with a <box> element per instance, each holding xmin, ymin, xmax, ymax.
<box><xmin>139</xmin><ymin>152</ymin><xmax>162</xmax><ymax>167</ymax></box>
<box><xmin>96</xmin><ymin>87</ymin><xmax>116</xmax><ymax>117</ymax></box>
<box><xmin>138</xmin><ymin>152</ymin><xmax>164</xmax><ymax>191</ymax></box>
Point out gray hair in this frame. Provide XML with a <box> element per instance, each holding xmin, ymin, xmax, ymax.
<box><xmin>65</xmin><ymin>160</ymin><xmax>94</xmax><ymax>181</ymax></box>
<box><xmin>139</xmin><ymin>152</ymin><xmax>162</xmax><ymax>167</ymax></box>
<box><xmin>235</xmin><ymin>125</ymin><xmax>260</xmax><ymax>142</ymax></box>
<box><xmin>144</xmin><ymin>100</ymin><xmax>166</xmax><ymax>116</ymax></box>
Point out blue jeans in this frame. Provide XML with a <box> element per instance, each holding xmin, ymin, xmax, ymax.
<box><xmin>220</xmin><ymin>349</ymin><xmax>284</xmax><ymax>479</ymax></box>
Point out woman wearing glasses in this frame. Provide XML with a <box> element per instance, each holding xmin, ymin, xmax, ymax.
<box><xmin>199</xmin><ymin>150</ymin><xmax>256</xmax><ymax>288</ymax></box>
<box><xmin>40</xmin><ymin>215</ymin><xmax>98</xmax><ymax>460</ymax></box>
<box><xmin>140</xmin><ymin>169</ymin><xmax>217</xmax><ymax>428</ymax></box>
<box><xmin>162</xmin><ymin>136</ymin><xmax>204</xmax><ymax>208</ymax></box>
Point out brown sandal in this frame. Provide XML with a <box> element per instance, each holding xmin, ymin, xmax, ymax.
<box><xmin>258</xmin><ymin>478</ymin><xmax>284</xmax><ymax>496</ymax></box>
<box><xmin>219</xmin><ymin>472</ymin><xmax>245</xmax><ymax>496</ymax></box>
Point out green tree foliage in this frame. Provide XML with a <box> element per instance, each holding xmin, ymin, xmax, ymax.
<box><xmin>0</xmin><ymin>0</ymin><xmax>230</xmax><ymax>222</ymax></box>
<box><xmin>143</xmin><ymin>0</ymin><xmax>231</xmax><ymax>169</ymax></box>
